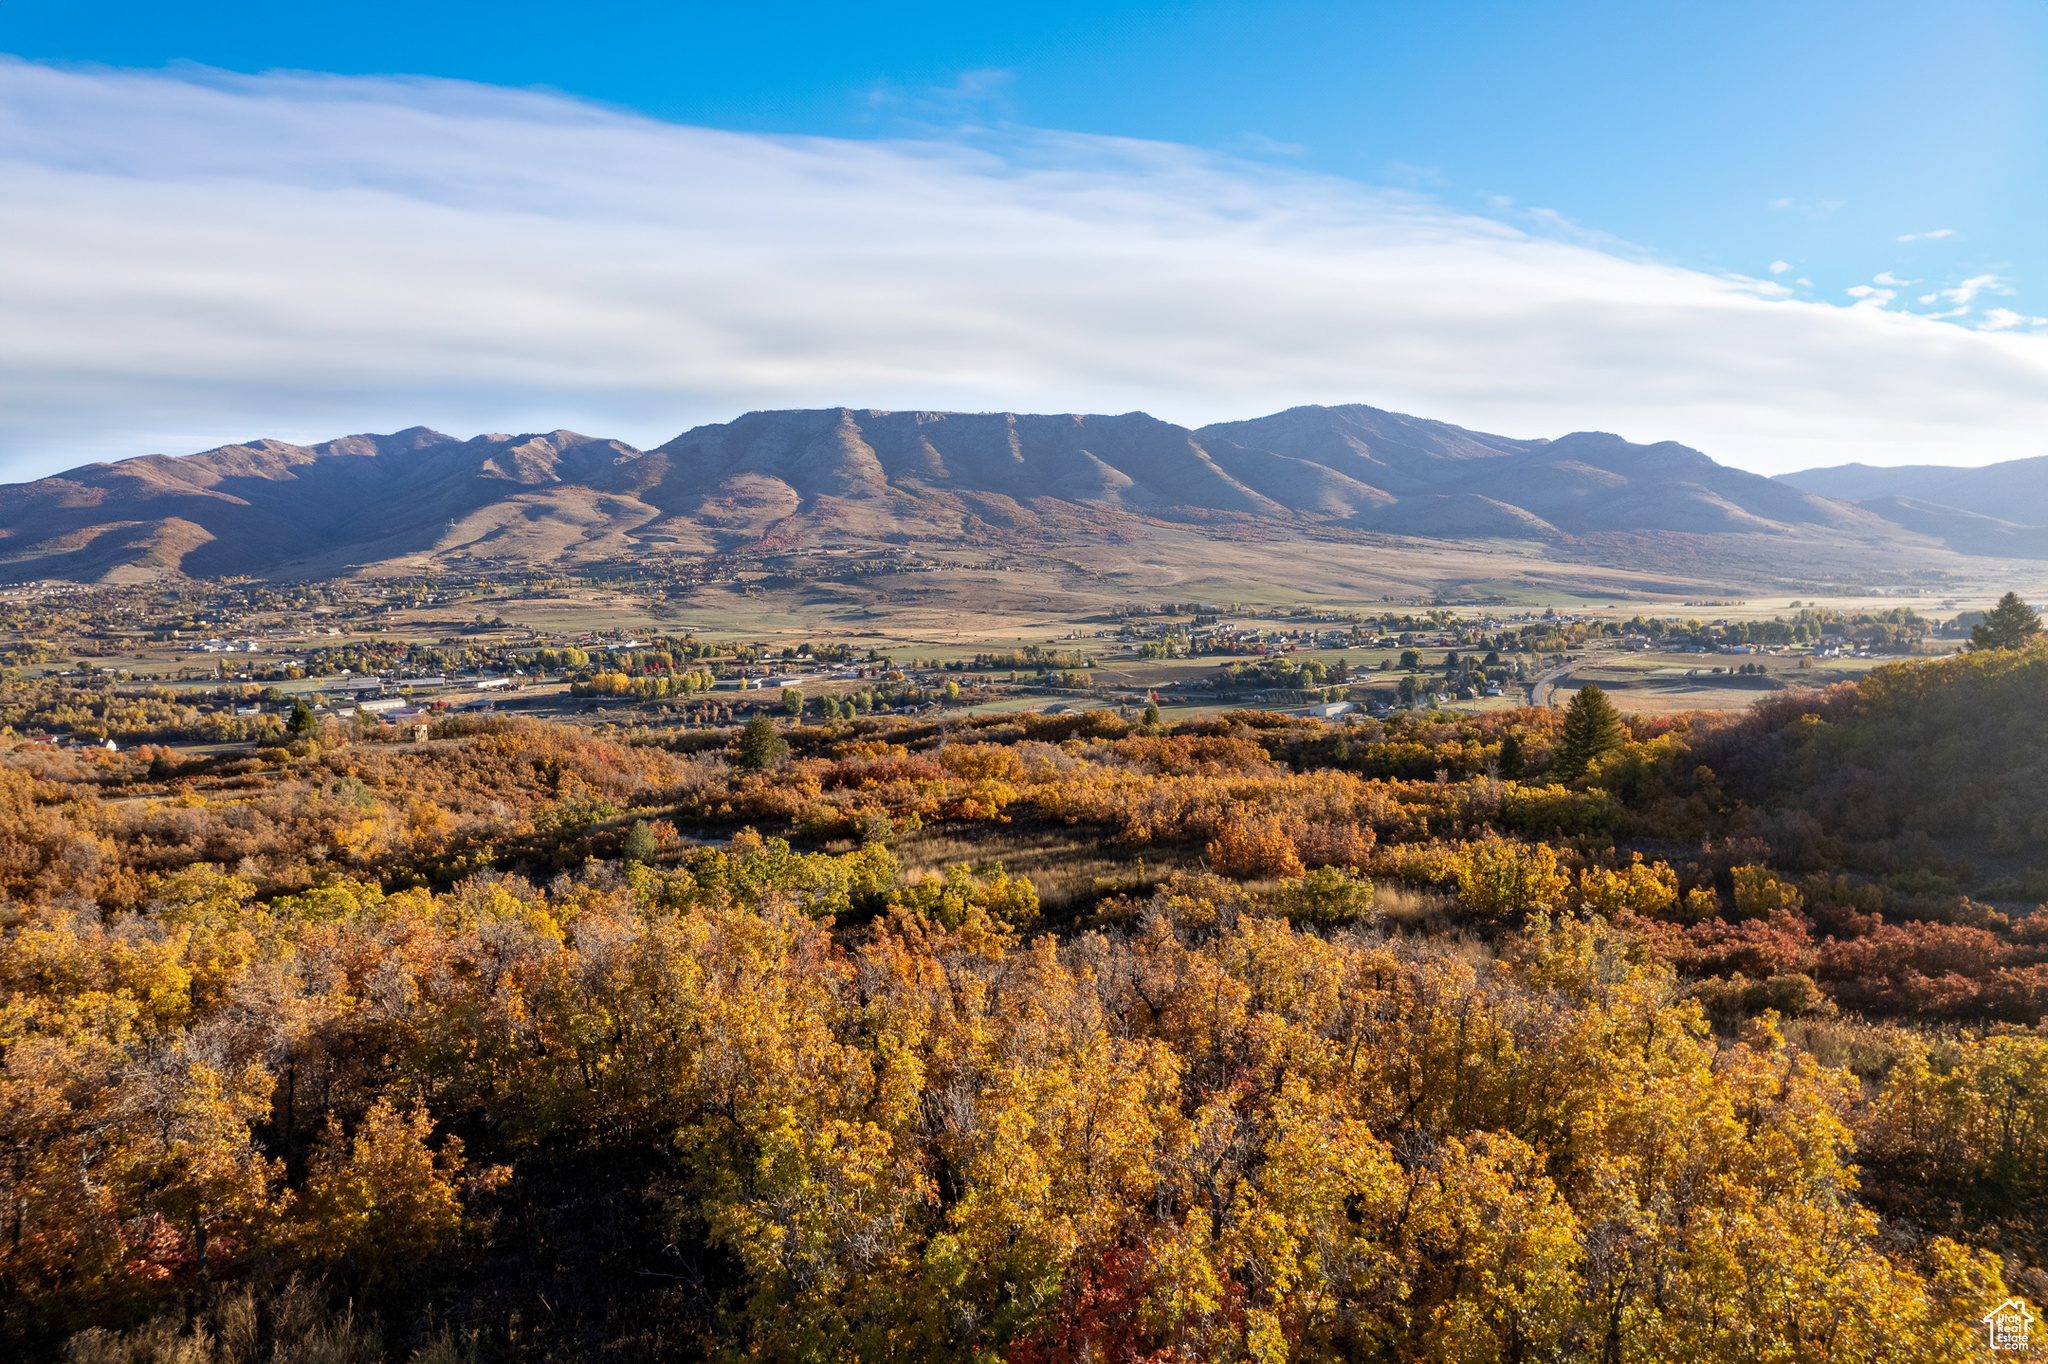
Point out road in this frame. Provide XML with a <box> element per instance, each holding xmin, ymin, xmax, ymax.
<box><xmin>1528</xmin><ymin>659</ymin><xmax>1583</xmax><ymax>709</ymax></box>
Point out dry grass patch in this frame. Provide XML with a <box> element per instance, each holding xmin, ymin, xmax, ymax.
<box><xmin>882</xmin><ymin>818</ymin><xmax>1203</xmax><ymax>921</ymax></box>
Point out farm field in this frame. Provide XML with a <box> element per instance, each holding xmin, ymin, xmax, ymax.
<box><xmin>1542</xmin><ymin>645</ymin><xmax>1959</xmax><ymax>712</ymax></box>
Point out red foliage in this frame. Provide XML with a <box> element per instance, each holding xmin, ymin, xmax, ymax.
<box><xmin>1004</xmin><ymin>1244</ymin><xmax>1171</xmax><ymax>1364</ymax></box>
<box><xmin>1669</xmin><ymin>909</ymin><xmax>1816</xmax><ymax>979</ymax></box>
<box><xmin>1094</xmin><ymin>734</ymin><xmax>1276</xmax><ymax>776</ymax></box>
<box><xmin>811</xmin><ymin>753</ymin><xmax>946</xmax><ymax>791</ymax></box>
<box><xmin>1976</xmin><ymin>964</ymin><xmax>2048</xmax><ymax>1024</ymax></box>
<box><xmin>1815</xmin><ymin>921</ymin><xmax>2010</xmax><ymax>985</ymax></box>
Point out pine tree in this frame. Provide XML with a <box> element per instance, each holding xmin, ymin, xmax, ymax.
<box><xmin>1968</xmin><ymin>591</ymin><xmax>2042</xmax><ymax>652</ymax></box>
<box><xmin>1551</xmin><ymin>683</ymin><xmax>1624</xmax><ymax>782</ymax></box>
<box><xmin>734</xmin><ymin>712</ymin><xmax>789</xmax><ymax>771</ymax></box>
<box><xmin>287</xmin><ymin>699</ymin><xmax>316</xmax><ymax>735</ymax></box>
<box><xmin>621</xmin><ymin>819</ymin><xmax>659</xmax><ymax>864</ymax></box>
<box><xmin>1497</xmin><ymin>729</ymin><xmax>1524</xmax><ymax>780</ymax></box>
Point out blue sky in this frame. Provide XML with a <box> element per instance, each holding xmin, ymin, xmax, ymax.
<box><xmin>2</xmin><ymin>1</ymin><xmax>2046</xmax><ymax>476</ymax></box>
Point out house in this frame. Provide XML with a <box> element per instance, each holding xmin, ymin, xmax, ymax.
<box><xmin>1309</xmin><ymin>701</ymin><xmax>1353</xmax><ymax>718</ymax></box>
<box><xmin>1983</xmin><ymin>1297</ymin><xmax>2035</xmax><ymax>1352</ymax></box>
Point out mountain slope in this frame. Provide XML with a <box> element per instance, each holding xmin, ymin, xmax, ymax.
<box><xmin>1776</xmin><ymin>454</ymin><xmax>2048</xmax><ymax>556</ymax></box>
<box><xmin>0</xmin><ymin>402</ymin><xmax>1950</xmax><ymax>582</ymax></box>
<box><xmin>0</xmin><ymin>429</ymin><xmax>648</xmax><ymax>580</ymax></box>
<box><xmin>1779</xmin><ymin>456</ymin><xmax>2048</xmax><ymax>523</ymax></box>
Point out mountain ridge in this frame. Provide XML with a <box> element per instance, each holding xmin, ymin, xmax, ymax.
<box><xmin>0</xmin><ymin>402</ymin><xmax>1965</xmax><ymax>582</ymax></box>
<box><xmin>1776</xmin><ymin>453</ymin><xmax>2048</xmax><ymax>560</ymax></box>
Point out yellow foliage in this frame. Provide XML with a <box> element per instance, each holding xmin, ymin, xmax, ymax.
<box><xmin>937</xmin><ymin>743</ymin><xmax>1025</xmax><ymax>783</ymax></box>
<box><xmin>1574</xmin><ymin>853</ymin><xmax>1678</xmax><ymax>917</ymax></box>
<box><xmin>294</xmin><ymin>1097</ymin><xmax>488</xmax><ymax>1281</ymax></box>
<box><xmin>1732</xmin><ymin>864</ymin><xmax>1804</xmax><ymax>918</ymax></box>
<box><xmin>1206</xmin><ymin>809</ymin><xmax>1307</xmax><ymax>879</ymax></box>
<box><xmin>1454</xmin><ymin>837</ymin><xmax>1569</xmax><ymax>918</ymax></box>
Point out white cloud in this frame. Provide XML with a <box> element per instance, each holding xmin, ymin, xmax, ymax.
<box><xmin>1768</xmin><ymin>260</ymin><xmax>1790</xmax><ymax>274</ymax></box>
<box><xmin>1941</xmin><ymin>274</ymin><xmax>2012</xmax><ymax>305</ymax></box>
<box><xmin>1872</xmin><ymin>271</ymin><xmax>1913</xmax><ymax>287</ymax></box>
<box><xmin>1979</xmin><ymin>308</ymin><xmax>2048</xmax><ymax>332</ymax></box>
<box><xmin>1898</xmin><ymin>228</ymin><xmax>1957</xmax><ymax>242</ymax></box>
<box><xmin>2</xmin><ymin>58</ymin><xmax>2048</xmax><ymax>480</ymax></box>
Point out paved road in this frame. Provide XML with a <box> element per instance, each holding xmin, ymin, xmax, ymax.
<box><xmin>1528</xmin><ymin>660</ymin><xmax>1582</xmax><ymax>708</ymax></box>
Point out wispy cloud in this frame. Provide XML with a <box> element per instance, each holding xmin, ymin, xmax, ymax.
<box><xmin>1981</xmin><ymin>308</ymin><xmax>2048</xmax><ymax>332</ymax></box>
<box><xmin>868</xmin><ymin>66</ymin><xmax>1017</xmax><ymax>123</ymax></box>
<box><xmin>1939</xmin><ymin>274</ymin><xmax>2012</xmax><ymax>305</ymax></box>
<box><xmin>1382</xmin><ymin>161</ymin><xmax>1446</xmax><ymax>189</ymax></box>
<box><xmin>1</xmin><ymin>58</ymin><xmax>2046</xmax><ymax>480</ymax></box>
<box><xmin>1767</xmin><ymin>196</ymin><xmax>1845</xmax><ymax>219</ymax></box>
<box><xmin>1897</xmin><ymin>228</ymin><xmax>1956</xmax><ymax>242</ymax></box>
<box><xmin>1224</xmin><ymin>131</ymin><xmax>1309</xmax><ymax>159</ymax></box>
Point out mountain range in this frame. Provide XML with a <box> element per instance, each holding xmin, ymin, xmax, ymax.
<box><xmin>0</xmin><ymin>403</ymin><xmax>2017</xmax><ymax>582</ymax></box>
<box><xmin>1776</xmin><ymin>458</ymin><xmax>2048</xmax><ymax>559</ymax></box>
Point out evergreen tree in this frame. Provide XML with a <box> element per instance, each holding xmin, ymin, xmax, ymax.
<box><xmin>1968</xmin><ymin>591</ymin><xmax>2042</xmax><ymax>652</ymax></box>
<box><xmin>621</xmin><ymin>819</ymin><xmax>659</xmax><ymax>864</ymax></box>
<box><xmin>734</xmin><ymin>712</ymin><xmax>789</xmax><ymax>771</ymax></box>
<box><xmin>1551</xmin><ymin>683</ymin><xmax>1624</xmax><ymax>782</ymax></box>
<box><xmin>1497</xmin><ymin>729</ymin><xmax>1524</xmax><ymax>780</ymax></box>
<box><xmin>287</xmin><ymin>699</ymin><xmax>316</xmax><ymax>735</ymax></box>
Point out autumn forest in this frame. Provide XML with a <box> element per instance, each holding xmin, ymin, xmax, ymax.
<box><xmin>7</xmin><ymin>639</ymin><xmax>2048</xmax><ymax>1362</ymax></box>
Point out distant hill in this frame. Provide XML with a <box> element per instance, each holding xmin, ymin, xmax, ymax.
<box><xmin>1777</xmin><ymin>454</ymin><xmax>2048</xmax><ymax>559</ymax></box>
<box><xmin>1778</xmin><ymin>456</ymin><xmax>2048</xmax><ymax>521</ymax></box>
<box><xmin>0</xmin><ymin>403</ymin><xmax>1951</xmax><ymax>582</ymax></box>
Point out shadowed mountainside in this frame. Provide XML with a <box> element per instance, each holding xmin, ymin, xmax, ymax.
<box><xmin>1779</xmin><ymin>456</ymin><xmax>2048</xmax><ymax>558</ymax></box>
<box><xmin>0</xmin><ymin>403</ymin><xmax>1946</xmax><ymax>581</ymax></box>
<box><xmin>1780</xmin><ymin>455</ymin><xmax>2048</xmax><ymax>522</ymax></box>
